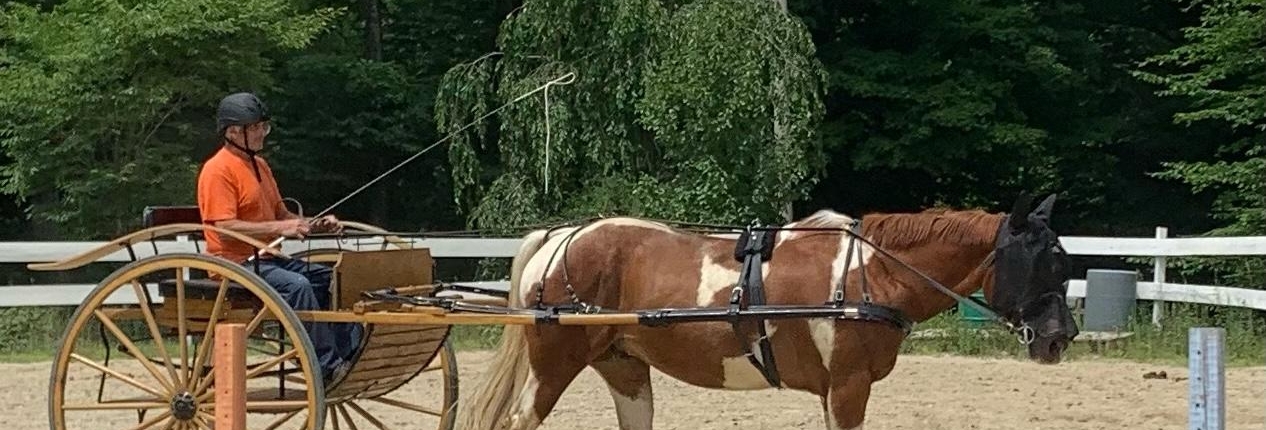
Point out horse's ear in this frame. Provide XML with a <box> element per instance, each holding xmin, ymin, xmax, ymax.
<box><xmin>1009</xmin><ymin>194</ymin><xmax>1034</xmax><ymax>230</ymax></box>
<box><xmin>1033</xmin><ymin>193</ymin><xmax>1057</xmax><ymax>221</ymax></box>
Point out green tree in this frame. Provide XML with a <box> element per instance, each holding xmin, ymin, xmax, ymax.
<box><xmin>1137</xmin><ymin>0</ymin><xmax>1266</xmax><ymax>285</ymax></box>
<box><xmin>264</xmin><ymin>0</ymin><xmax>508</xmax><ymax>231</ymax></box>
<box><xmin>791</xmin><ymin>0</ymin><xmax>1224</xmax><ymax>238</ymax></box>
<box><xmin>436</xmin><ymin>0</ymin><xmax>828</xmax><ymax>230</ymax></box>
<box><xmin>0</xmin><ymin>0</ymin><xmax>339</xmax><ymax>238</ymax></box>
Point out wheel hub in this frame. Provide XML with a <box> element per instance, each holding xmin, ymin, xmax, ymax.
<box><xmin>170</xmin><ymin>391</ymin><xmax>197</xmax><ymax>421</ymax></box>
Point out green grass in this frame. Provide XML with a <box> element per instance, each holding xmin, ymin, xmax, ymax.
<box><xmin>448</xmin><ymin>324</ymin><xmax>504</xmax><ymax>350</ymax></box>
<box><xmin>0</xmin><ymin>348</ymin><xmax>60</xmax><ymax>363</ymax></box>
<box><xmin>902</xmin><ymin>303</ymin><xmax>1266</xmax><ymax>367</ymax></box>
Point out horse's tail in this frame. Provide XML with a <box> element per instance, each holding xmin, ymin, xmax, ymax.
<box><xmin>454</xmin><ymin>228</ymin><xmax>555</xmax><ymax>430</ymax></box>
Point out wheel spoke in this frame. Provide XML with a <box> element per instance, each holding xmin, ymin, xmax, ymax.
<box><xmin>176</xmin><ymin>271</ymin><xmax>190</xmax><ymax>388</ymax></box>
<box><xmin>62</xmin><ymin>401</ymin><xmax>168</xmax><ymax>410</ymax></box>
<box><xmin>198</xmin><ymin>399</ymin><xmax>309</xmax><ymax>413</ymax></box>
<box><xmin>337</xmin><ymin>404</ymin><xmax>361</xmax><ymax>430</ymax></box>
<box><xmin>187</xmin><ymin>278</ymin><xmax>232</xmax><ymax>399</ymax></box>
<box><xmin>93</xmin><ymin>309</ymin><xmax>175</xmax><ymax>395</ymax></box>
<box><xmin>70</xmin><ymin>353</ymin><xmax>167</xmax><ymax>398</ymax></box>
<box><xmin>330</xmin><ymin>405</ymin><xmax>342</xmax><ymax>430</ymax></box>
<box><xmin>262</xmin><ymin>409</ymin><xmax>303</xmax><ymax>430</ymax></box>
<box><xmin>368</xmin><ymin>396</ymin><xmax>442</xmax><ymax>416</ymax></box>
<box><xmin>245</xmin><ymin>308</ymin><xmax>273</xmax><ymax>336</ymax></box>
<box><xmin>133</xmin><ymin>280</ymin><xmax>180</xmax><ymax>386</ymax></box>
<box><xmin>246</xmin><ymin>349</ymin><xmax>299</xmax><ymax>380</ymax></box>
<box><xmin>345</xmin><ymin>401</ymin><xmax>389</xmax><ymax>430</ymax></box>
<box><xmin>127</xmin><ymin>410</ymin><xmax>172</xmax><ymax>430</ymax></box>
<box><xmin>190</xmin><ymin>278</ymin><xmax>231</xmax><ymax>390</ymax></box>
<box><xmin>193</xmin><ymin>368</ymin><xmax>216</xmax><ymax>403</ymax></box>
<box><xmin>195</xmin><ymin>411</ymin><xmax>215</xmax><ymax>429</ymax></box>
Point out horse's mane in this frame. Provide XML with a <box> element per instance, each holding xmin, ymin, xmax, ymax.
<box><xmin>859</xmin><ymin>208</ymin><xmax>1005</xmax><ymax>249</ymax></box>
<box><xmin>652</xmin><ymin>209</ymin><xmax>1002</xmax><ymax>247</ymax></box>
<box><xmin>791</xmin><ymin>209</ymin><xmax>857</xmax><ymax>229</ymax></box>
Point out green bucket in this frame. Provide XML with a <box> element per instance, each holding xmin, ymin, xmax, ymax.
<box><xmin>959</xmin><ymin>291</ymin><xmax>989</xmax><ymax>327</ymax></box>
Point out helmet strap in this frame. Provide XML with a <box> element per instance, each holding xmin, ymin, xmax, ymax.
<box><xmin>225</xmin><ymin>129</ymin><xmax>262</xmax><ymax>182</ymax></box>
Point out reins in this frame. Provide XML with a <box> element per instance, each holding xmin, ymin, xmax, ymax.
<box><xmin>244</xmin><ymin>71</ymin><xmax>578</xmax><ymax>262</ymax></box>
<box><xmin>454</xmin><ymin>214</ymin><xmax>1037</xmax><ymax>344</ymax></box>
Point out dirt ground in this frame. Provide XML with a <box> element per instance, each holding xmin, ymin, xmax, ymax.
<box><xmin>6</xmin><ymin>351</ymin><xmax>1264</xmax><ymax>429</ymax></box>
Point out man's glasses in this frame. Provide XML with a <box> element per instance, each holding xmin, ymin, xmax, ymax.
<box><xmin>247</xmin><ymin>121</ymin><xmax>271</xmax><ymax>136</ymax></box>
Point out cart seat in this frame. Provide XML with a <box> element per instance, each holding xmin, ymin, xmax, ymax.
<box><xmin>156</xmin><ymin>278</ymin><xmax>261</xmax><ymax>304</ymax></box>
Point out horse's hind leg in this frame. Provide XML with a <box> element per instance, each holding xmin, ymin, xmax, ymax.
<box><xmin>506</xmin><ymin>327</ymin><xmax>603</xmax><ymax>430</ymax></box>
<box><xmin>591</xmin><ymin>349</ymin><xmax>654</xmax><ymax>430</ymax></box>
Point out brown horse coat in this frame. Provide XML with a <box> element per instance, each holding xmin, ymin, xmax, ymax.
<box><xmin>457</xmin><ymin>208</ymin><xmax>1055</xmax><ymax>430</ymax></box>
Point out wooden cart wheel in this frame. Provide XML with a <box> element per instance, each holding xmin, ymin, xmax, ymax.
<box><xmin>48</xmin><ymin>253</ymin><xmax>326</xmax><ymax>430</ymax></box>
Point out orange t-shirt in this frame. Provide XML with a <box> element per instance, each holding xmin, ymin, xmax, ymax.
<box><xmin>196</xmin><ymin>147</ymin><xmax>287</xmax><ymax>263</ymax></box>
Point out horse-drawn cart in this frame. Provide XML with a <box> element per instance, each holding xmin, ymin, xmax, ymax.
<box><xmin>31</xmin><ymin>195</ymin><xmax>1078</xmax><ymax>430</ymax></box>
<box><xmin>35</xmin><ymin>207</ymin><xmax>469</xmax><ymax>430</ymax></box>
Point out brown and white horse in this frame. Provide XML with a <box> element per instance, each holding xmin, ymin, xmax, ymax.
<box><xmin>456</xmin><ymin>194</ymin><xmax>1077</xmax><ymax>430</ymax></box>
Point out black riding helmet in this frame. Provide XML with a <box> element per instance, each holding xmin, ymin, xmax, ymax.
<box><xmin>216</xmin><ymin>92</ymin><xmax>270</xmax><ymax>137</ymax></box>
<box><xmin>215</xmin><ymin>92</ymin><xmax>270</xmax><ymax>180</ymax></box>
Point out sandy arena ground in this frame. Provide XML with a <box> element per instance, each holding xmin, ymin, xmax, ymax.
<box><xmin>5</xmin><ymin>351</ymin><xmax>1264</xmax><ymax>429</ymax></box>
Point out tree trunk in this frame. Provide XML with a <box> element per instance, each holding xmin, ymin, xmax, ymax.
<box><xmin>773</xmin><ymin>0</ymin><xmax>792</xmax><ymax>222</ymax></box>
<box><xmin>362</xmin><ymin>0</ymin><xmax>387</xmax><ymax>225</ymax></box>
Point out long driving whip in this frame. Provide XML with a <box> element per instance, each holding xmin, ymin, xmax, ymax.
<box><xmin>248</xmin><ymin>71</ymin><xmax>577</xmax><ymax>261</ymax></box>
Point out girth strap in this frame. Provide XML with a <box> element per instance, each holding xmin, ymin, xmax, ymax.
<box><xmin>731</xmin><ymin>225</ymin><xmax>781</xmax><ymax>388</ymax></box>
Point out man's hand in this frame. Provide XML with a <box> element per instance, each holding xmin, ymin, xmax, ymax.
<box><xmin>276</xmin><ymin>218</ymin><xmax>311</xmax><ymax>239</ymax></box>
<box><xmin>311</xmin><ymin>215</ymin><xmax>343</xmax><ymax>234</ymax></box>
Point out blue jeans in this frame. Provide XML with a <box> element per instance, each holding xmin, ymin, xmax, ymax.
<box><xmin>251</xmin><ymin>258</ymin><xmax>363</xmax><ymax>379</ymax></box>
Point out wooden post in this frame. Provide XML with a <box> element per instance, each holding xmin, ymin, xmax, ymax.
<box><xmin>1153</xmin><ymin>227</ymin><xmax>1168</xmax><ymax>327</ymax></box>
<box><xmin>1189</xmin><ymin>327</ymin><xmax>1225</xmax><ymax>430</ymax></box>
<box><xmin>215</xmin><ymin>323</ymin><xmax>247</xmax><ymax>430</ymax></box>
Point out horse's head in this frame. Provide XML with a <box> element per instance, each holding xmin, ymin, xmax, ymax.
<box><xmin>986</xmin><ymin>193</ymin><xmax>1078</xmax><ymax>364</ymax></box>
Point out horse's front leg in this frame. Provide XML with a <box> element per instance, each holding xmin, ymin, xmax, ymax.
<box><xmin>822</xmin><ymin>370</ymin><xmax>871</xmax><ymax>430</ymax></box>
<box><xmin>591</xmin><ymin>349</ymin><xmax>654</xmax><ymax>430</ymax></box>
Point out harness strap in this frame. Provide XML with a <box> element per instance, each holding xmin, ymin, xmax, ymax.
<box><xmin>832</xmin><ymin>224</ymin><xmax>857</xmax><ymax>307</ymax></box>
<box><xmin>852</xmin><ymin>220</ymin><xmax>873</xmax><ymax>304</ymax></box>
<box><xmin>533</xmin><ymin>225</ymin><xmax>595</xmax><ymax>312</ymax></box>
<box><xmin>731</xmin><ymin>226</ymin><xmax>781</xmax><ymax>388</ymax></box>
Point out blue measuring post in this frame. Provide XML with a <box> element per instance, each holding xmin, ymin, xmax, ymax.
<box><xmin>1188</xmin><ymin>327</ymin><xmax>1225</xmax><ymax>430</ymax></box>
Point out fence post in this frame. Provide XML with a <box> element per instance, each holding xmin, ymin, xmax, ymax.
<box><xmin>1153</xmin><ymin>226</ymin><xmax>1168</xmax><ymax>327</ymax></box>
<box><xmin>1188</xmin><ymin>327</ymin><xmax>1225</xmax><ymax>430</ymax></box>
<box><xmin>215</xmin><ymin>323</ymin><xmax>247</xmax><ymax>430</ymax></box>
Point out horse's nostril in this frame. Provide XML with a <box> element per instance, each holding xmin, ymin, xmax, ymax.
<box><xmin>1049</xmin><ymin>340</ymin><xmax>1066</xmax><ymax>357</ymax></box>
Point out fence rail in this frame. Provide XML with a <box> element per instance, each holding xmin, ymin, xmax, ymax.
<box><xmin>4</xmin><ymin>228</ymin><xmax>1266</xmax><ymax>317</ymax></box>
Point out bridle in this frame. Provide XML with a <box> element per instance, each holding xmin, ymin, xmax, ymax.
<box><xmin>831</xmin><ymin>215</ymin><xmax>1068</xmax><ymax>346</ymax></box>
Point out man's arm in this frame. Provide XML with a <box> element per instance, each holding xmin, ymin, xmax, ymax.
<box><xmin>270</xmin><ymin>196</ymin><xmax>337</xmax><ymax>233</ymax></box>
<box><xmin>214</xmin><ymin>218</ymin><xmax>306</xmax><ymax>238</ymax></box>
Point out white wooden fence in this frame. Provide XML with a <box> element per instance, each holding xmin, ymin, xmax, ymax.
<box><xmin>4</xmin><ymin>227</ymin><xmax>1266</xmax><ymax>321</ymax></box>
<box><xmin>0</xmin><ymin>237</ymin><xmax>521</xmax><ymax>307</ymax></box>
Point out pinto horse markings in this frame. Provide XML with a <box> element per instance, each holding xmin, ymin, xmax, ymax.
<box><xmin>456</xmin><ymin>194</ymin><xmax>1076</xmax><ymax>430</ymax></box>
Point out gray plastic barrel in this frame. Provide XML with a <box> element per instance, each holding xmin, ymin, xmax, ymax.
<box><xmin>1083</xmin><ymin>269</ymin><xmax>1138</xmax><ymax>331</ymax></box>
